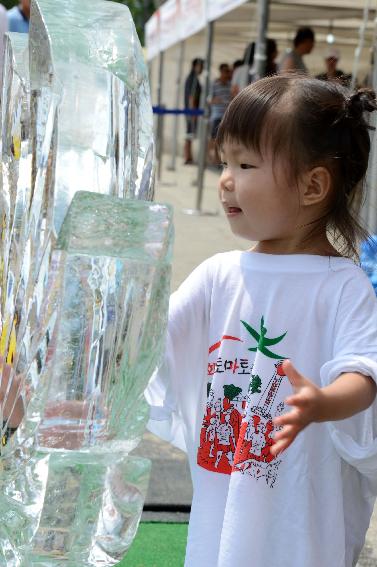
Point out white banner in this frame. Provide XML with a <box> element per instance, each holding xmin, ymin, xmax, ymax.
<box><xmin>180</xmin><ymin>0</ymin><xmax>207</xmax><ymax>41</ymax></box>
<box><xmin>145</xmin><ymin>11</ymin><xmax>160</xmax><ymax>61</ymax></box>
<box><xmin>145</xmin><ymin>0</ymin><xmax>248</xmax><ymax>57</ymax></box>
<box><xmin>206</xmin><ymin>0</ymin><xmax>247</xmax><ymax>22</ymax></box>
<box><xmin>160</xmin><ymin>0</ymin><xmax>181</xmax><ymax>51</ymax></box>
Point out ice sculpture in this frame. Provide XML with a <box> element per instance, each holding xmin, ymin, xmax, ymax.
<box><xmin>0</xmin><ymin>1</ymin><xmax>172</xmax><ymax>565</ymax></box>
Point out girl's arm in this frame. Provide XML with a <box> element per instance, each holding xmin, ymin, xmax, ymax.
<box><xmin>271</xmin><ymin>359</ymin><xmax>377</xmax><ymax>456</ymax></box>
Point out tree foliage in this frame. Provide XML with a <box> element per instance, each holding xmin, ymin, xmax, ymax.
<box><xmin>3</xmin><ymin>0</ymin><xmax>155</xmax><ymax>43</ymax></box>
<box><xmin>2</xmin><ymin>1</ymin><xmax>16</xmax><ymax>9</ymax></box>
<box><xmin>112</xmin><ymin>0</ymin><xmax>155</xmax><ymax>43</ymax></box>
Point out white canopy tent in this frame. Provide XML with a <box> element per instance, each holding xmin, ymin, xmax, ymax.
<box><xmin>146</xmin><ymin>0</ymin><xmax>377</xmax><ymax>64</ymax></box>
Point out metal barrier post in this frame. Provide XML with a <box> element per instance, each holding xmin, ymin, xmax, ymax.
<box><xmin>195</xmin><ymin>21</ymin><xmax>214</xmax><ymax>212</ymax></box>
<box><xmin>156</xmin><ymin>105</ymin><xmax>166</xmax><ymax>181</ymax></box>
<box><xmin>182</xmin><ymin>21</ymin><xmax>216</xmax><ymax>216</ymax></box>
<box><xmin>168</xmin><ymin>41</ymin><xmax>185</xmax><ymax>171</ymax></box>
<box><xmin>365</xmin><ymin>17</ymin><xmax>377</xmax><ymax>233</ymax></box>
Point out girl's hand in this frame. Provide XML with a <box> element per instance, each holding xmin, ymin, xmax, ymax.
<box><xmin>271</xmin><ymin>359</ymin><xmax>325</xmax><ymax>456</ymax></box>
<box><xmin>0</xmin><ymin>355</ymin><xmax>24</xmax><ymax>428</ymax></box>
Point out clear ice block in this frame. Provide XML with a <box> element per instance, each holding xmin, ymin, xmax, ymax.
<box><xmin>0</xmin><ymin>33</ymin><xmax>31</xmax><ymax>372</ymax></box>
<box><xmin>0</xmin><ymin>1</ymin><xmax>170</xmax><ymax>564</ymax></box>
<box><xmin>12</xmin><ymin>192</ymin><xmax>173</xmax><ymax>453</ymax></box>
<box><xmin>29</xmin><ymin>0</ymin><xmax>155</xmax><ymax>240</ymax></box>
<box><xmin>30</xmin><ymin>454</ymin><xmax>150</xmax><ymax>566</ymax></box>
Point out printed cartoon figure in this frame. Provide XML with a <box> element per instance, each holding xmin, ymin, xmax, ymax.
<box><xmin>207</xmin><ymin>416</ymin><xmax>217</xmax><ymax>458</ymax></box>
<box><xmin>250</xmin><ymin>420</ymin><xmax>266</xmax><ymax>456</ymax></box>
<box><xmin>215</xmin><ymin>414</ymin><xmax>236</xmax><ymax>469</ymax></box>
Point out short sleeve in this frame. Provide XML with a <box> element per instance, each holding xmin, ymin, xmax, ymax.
<box><xmin>144</xmin><ymin>258</ymin><xmax>213</xmax><ymax>452</ymax></box>
<box><xmin>231</xmin><ymin>68</ymin><xmax>241</xmax><ymax>88</ymax></box>
<box><xmin>320</xmin><ymin>271</ymin><xmax>377</xmax><ymax>484</ymax></box>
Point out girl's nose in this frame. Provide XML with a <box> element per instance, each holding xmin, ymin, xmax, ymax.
<box><xmin>219</xmin><ymin>169</ymin><xmax>234</xmax><ymax>192</ymax></box>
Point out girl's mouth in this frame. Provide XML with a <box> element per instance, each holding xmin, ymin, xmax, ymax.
<box><xmin>227</xmin><ymin>206</ymin><xmax>242</xmax><ymax>216</ymax></box>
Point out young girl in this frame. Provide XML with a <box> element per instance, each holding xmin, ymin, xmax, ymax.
<box><xmin>146</xmin><ymin>75</ymin><xmax>377</xmax><ymax>567</ymax></box>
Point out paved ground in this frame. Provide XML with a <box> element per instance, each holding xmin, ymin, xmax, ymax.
<box><xmin>133</xmin><ymin>155</ymin><xmax>377</xmax><ymax>565</ymax></box>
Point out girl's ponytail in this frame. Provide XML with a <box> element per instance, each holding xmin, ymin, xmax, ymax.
<box><xmin>345</xmin><ymin>88</ymin><xmax>377</xmax><ymax>122</ymax></box>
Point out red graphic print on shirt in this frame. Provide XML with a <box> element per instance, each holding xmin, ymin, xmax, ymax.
<box><xmin>197</xmin><ymin>317</ymin><xmax>288</xmax><ymax>487</ymax></box>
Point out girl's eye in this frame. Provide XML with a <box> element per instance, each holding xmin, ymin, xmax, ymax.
<box><xmin>220</xmin><ymin>162</ymin><xmax>228</xmax><ymax>169</ymax></box>
<box><xmin>240</xmin><ymin>163</ymin><xmax>254</xmax><ymax>170</ymax></box>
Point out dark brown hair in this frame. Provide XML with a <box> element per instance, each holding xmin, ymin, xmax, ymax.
<box><xmin>217</xmin><ymin>74</ymin><xmax>377</xmax><ymax>258</ymax></box>
<box><xmin>294</xmin><ymin>27</ymin><xmax>315</xmax><ymax>47</ymax></box>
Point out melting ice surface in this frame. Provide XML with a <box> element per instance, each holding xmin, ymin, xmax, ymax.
<box><xmin>0</xmin><ymin>1</ymin><xmax>171</xmax><ymax>565</ymax></box>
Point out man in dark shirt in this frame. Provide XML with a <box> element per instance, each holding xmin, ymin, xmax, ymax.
<box><xmin>184</xmin><ymin>58</ymin><xmax>203</xmax><ymax>165</ymax></box>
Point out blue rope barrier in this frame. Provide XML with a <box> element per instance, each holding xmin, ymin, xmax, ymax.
<box><xmin>153</xmin><ymin>106</ymin><xmax>204</xmax><ymax>116</ymax></box>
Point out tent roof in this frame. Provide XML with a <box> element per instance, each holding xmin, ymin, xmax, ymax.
<box><xmin>214</xmin><ymin>1</ymin><xmax>376</xmax><ymax>48</ymax></box>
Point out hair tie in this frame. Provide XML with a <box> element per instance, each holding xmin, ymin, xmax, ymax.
<box><xmin>345</xmin><ymin>88</ymin><xmax>377</xmax><ymax>121</ymax></box>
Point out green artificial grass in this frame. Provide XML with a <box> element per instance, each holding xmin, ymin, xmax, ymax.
<box><xmin>119</xmin><ymin>522</ymin><xmax>188</xmax><ymax>567</ymax></box>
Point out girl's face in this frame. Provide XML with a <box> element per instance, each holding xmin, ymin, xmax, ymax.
<box><xmin>218</xmin><ymin>140</ymin><xmax>301</xmax><ymax>253</ymax></box>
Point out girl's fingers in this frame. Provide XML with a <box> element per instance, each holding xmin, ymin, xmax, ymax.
<box><xmin>284</xmin><ymin>394</ymin><xmax>309</xmax><ymax>407</ymax></box>
<box><xmin>271</xmin><ymin>424</ymin><xmax>300</xmax><ymax>455</ymax></box>
<box><xmin>282</xmin><ymin>359</ymin><xmax>315</xmax><ymax>393</ymax></box>
<box><xmin>273</xmin><ymin>407</ymin><xmax>302</xmax><ymax>427</ymax></box>
<box><xmin>271</xmin><ymin>436</ymin><xmax>293</xmax><ymax>456</ymax></box>
<box><xmin>273</xmin><ymin>423</ymin><xmax>297</xmax><ymax>442</ymax></box>
<box><xmin>282</xmin><ymin>359</ymin><xmax>304</xmax><ymax>387</ymax></box>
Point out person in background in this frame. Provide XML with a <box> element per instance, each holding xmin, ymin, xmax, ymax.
<box><xmin>231</xmin><ymin>39</ymin><xmax>278</xmax><ymax>98</ymax></box>
<box><xmin>231</xmin><ymin>42</ymin><xmax>255</xmax><ymax>98</ymax></box>
<box><xmin>264</xmin><ymin>38</ymin><xmax>279</xmax><ymax>76</ymax></box>
<box><xmin>252</xmin><ymin>38</ymin><xmax>279</xmax><ymax>81</ymax></box>
<box><xmin>316</xmin><ymin>48</ymin><xmax>351</xmax><ymax>86</ymax></box>
<box><xmin>279</xmin><ymin>27</ymin><xmax>315</xmax><ymax>74</ymax></box>
<box><xmin>208</xmin><ymin>63</ymin><xmax>231</xmax><ymax>165</ymax></box>
<box><xmin>184</xmin><ymin>57</ymin><xmax>204</xmax><ymax>165</ymax></box>
<box><xmin>363</xmin><ymin>51</ymin><xmax>374</xmax><ymax>88</ymax></box>
<box><xmin>231</xmin><ymin>59</ymin><xmax>243</xmax><ymax>79</ymax></box>
<box><xmin>7</xmin><ymin>0</ymin><xmax>30</xmax><ymax>33</ymax></box>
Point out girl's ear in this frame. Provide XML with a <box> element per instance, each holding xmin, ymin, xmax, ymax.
<box><xmin>301</xmin><ymin>166</ymin><xmax>331</xmax><ymax>206</ymax></box>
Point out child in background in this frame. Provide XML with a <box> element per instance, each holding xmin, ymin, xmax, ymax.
<box><xmin>146</xmin><ymin>75</ymin><xmax>377</xmax><ymax>567</ymax></box>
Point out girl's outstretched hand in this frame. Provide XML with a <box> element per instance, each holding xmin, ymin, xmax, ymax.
<box><xmin>271</xmin><ymin>359</ymin><xmax>324</xmax><ymax>456</ymax></box>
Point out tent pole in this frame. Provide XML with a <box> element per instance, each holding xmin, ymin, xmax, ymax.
<box><xmin>168</xmin><ymin>40</ymin><xmax>185</xmax><ymax>171</ymax></box>
<box><xmin>189</xmin><ymin>22</ymin><xmax>214</xmax><ymax>213</ymax></box>
<box><xmin>365</xmin><ymin>17</ymin><xmax>377</xmax><ymax>234</ymax></box>
<box><xmin>156</xmin><ymin>50</ymin><xmax>165</xmax><ymax>181</ymax></box>
<box><xmin>195</xmin><ymin>21</ymin><xmax>214</xmax><ymax>213</ymax></box>
<box><xmin>255</xmin><ymin>0</ymin><xmax>270</xmax><ymax>79</ymax></box>
<box><xmin>351</xmin><ymin>0</ymin><xmax>371</xmax><ymax>90</ymax></box>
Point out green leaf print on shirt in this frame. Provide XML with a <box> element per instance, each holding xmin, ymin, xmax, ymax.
<box><xmin>249</xmin><ymin>374</ymin><xmax>262</xmax><ymax>394</ymax></box>
<box><xmin>241</xmin><ymin>316</ymin><xmax>287</xmax><ymax>360</ymax></box>
<box><xmin>223</xmin><ymin>384</ymin><xmax>243</xmax><ymax>401</ymax></box>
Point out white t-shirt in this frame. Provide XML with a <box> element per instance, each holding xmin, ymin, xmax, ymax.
<box><xmin>146</xmin><ymin>251</ymin><xmax>377</xmax><ymax>567</ymax></box>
